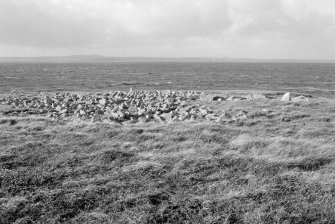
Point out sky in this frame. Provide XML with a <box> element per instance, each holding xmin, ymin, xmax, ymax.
<box><xmin>1</xmin><ymin>0</ymin><xmax>335</xmax><ymax>59</ymax></box>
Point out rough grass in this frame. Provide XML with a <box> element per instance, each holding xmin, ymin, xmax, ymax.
<box><xmin>1</xmin><ymin>96</ymin><xmax>335</xmax><ymax>223</ymax></box>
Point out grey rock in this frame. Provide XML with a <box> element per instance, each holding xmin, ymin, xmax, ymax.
<box><xmin>160</xmin><ymin>113</ymin><xmax>171</xmax><ymax>122</ymax></box>
<box><xmin>137</xmin><ymin>116</ymin><xmax>148</xmax><ymax>123</ymax></box>
<box><xmin>199</xmin><ymin>108</ymin><xmax>208</xmax><ymax>116</ymax></box>
<box><xmin>91</xmin><ymin>114</ymin><xmax>101</xmax><ymax>122</ymax></box>
<box><xmin>205</xmin><ymin>114</ymin><xmax>218</xmax><ymax>121</ymax></box>
<box><xmin>216</xmin><ymin>112</ymin><xmax>232</xmax><ymax>123</ymax></box>
<box><xmin>154</xmin><ymin>114</ymin><xmax>164</xmax><ymax>122</ymax></box>
<box><xmin>55</xmin><ymin>105</ymin><xmax>62</xmax><ymax>112</ymax></box>
<box><xmin>99</xmin><ymin>98</ymin><xmax>107</xmax><ymax>106</ymax></box>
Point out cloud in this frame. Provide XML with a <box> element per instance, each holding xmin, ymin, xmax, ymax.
<box><xmin>0</xmin><ymin>0</ymin><xmax>108</xmax><ymax>47</ymax></box>
<box><xmin>0</xmin><ymin>0</ymin><xmax>335</xmax><ymax>58</ymax></box>
<box><xmin>229</xmin><ymin>0</ymin><xmax>335</xmax><ymax>39</ymax></box>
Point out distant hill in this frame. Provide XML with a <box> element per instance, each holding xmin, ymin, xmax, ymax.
<box><xmin>0</xmin><ymin>55</ymin><xmax>334</xmax><ymax>63</ymax></box>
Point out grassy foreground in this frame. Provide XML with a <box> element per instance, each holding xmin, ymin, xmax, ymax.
<box><xmin>1</xmin><ymin>94</ymin><xmax>335</xmax><ymax>223</ymax></box>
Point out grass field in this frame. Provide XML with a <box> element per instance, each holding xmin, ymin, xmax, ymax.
<box><xmin>1</xmin><ymin>93</ymin><xmax>335</xmax><ymax>223</ymax></box>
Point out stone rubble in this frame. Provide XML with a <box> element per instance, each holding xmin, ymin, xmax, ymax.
<box><xmin>0</xmin><ymin>90</ymin><xmax>211</xmax><ymax>124</ymax></box>
<box><xmin>0</xmin><ymin>91</ymin><xmax>312</xmax><ymax>124</ymax></box>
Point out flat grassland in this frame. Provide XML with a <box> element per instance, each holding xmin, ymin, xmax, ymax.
<box><xmin>1</xmin><ymin>92</ymin><xmax>335</xmax><ymax>223</ymax></box>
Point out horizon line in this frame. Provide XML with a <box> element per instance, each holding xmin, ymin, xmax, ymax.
<box><xmin>0</xmin><ymin>55</ymin><xmax>335</xmax><ymax>63</ymax></box>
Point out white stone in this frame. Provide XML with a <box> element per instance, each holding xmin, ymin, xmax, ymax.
<box><xmin>281</xmin><ymin>92</ymin><xmax>291</xmax><ymax>101</ymax></box>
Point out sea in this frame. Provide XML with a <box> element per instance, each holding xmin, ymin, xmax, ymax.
<box><xmin>1</xmin><ymin>62</ymin><xmax>335</xmax><ymax>97</ymax></box>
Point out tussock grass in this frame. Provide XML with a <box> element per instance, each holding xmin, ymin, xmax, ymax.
<box><xmin>1</xmin><ymin>96</ymin><xmax>335</xmax><ymax>223</ymax></box>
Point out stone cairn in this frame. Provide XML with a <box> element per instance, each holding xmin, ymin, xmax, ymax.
<box><xmin>0</xmin><ymin>90</ymin><xmax>217</xmax><ymax>124</ymax></box>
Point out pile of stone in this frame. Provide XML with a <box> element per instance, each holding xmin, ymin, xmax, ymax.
<box><xmin>0</xmin><ymin>91</ymin><xmax>313</xmax><ymax>125</ymax></box>
<box><xmin>0</xmin><ymin>90</ymin><xmax>219</xmax><ymax>124</ymax></box>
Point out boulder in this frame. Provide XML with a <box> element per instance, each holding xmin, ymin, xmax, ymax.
<box><xmin>55</xmin><ymin>105</ymin><xmax>62</xmax><ymax>112</ymax></box>
<box><xmin>161</xmin><ymin>112</ymin><xmax>173</xmax><ymax>122</ymax></box>
<box><xmin>190</xmin><ymin>115</ymin><xmax>197</xmax><ymax>121</ymax></box>
<box><xmin>281</xmin><ymin>92</ymin><xmax>291</xmax><ymax>101</ymax></box>
<box><xmin>154</xmin><ymin>114</ymin><xmax>164</xmax><ymax>122</ymax></box>
<box><xmin>96</xmin><ymin>109</ymin><xmax>104</xmax><ymax>115</ymax></box>
<box><xmin>109</xmin><ymin>112</ymin><xmax>119</xmax><ymax>119</ymax></box>
<box><xmin>137</xmin><ymin>108</ymin><xmax>146</xmax><ymax>116</ymax></box>
<box><xmin>137</xmin><ymin>117</ymin><xmax>148</xmax><ymax>123</ymax></box>
<box><xmin>99</xmin><ymin>98</ymin><xmax>107</xmax><ymax>106</ymax></box>
<box><xmin>91</xmin><ymin>114</ymin><xmax>101</xmax><ymax>122</ymax></box>
<box><xmin>128</xmin><ymin>105</ymin><xmax>137</xmax><ymax>115</ymax></box>
<box><xmin>117</xmin><ymin>111</ymin><xmax>126</xmax><ymax>119</ymax></box>
<box><xmin>216</xmin><ymin>112</ymin><xmax>232</xmax><ymax>123</ymax></box>
<box><xmin>63</xmin><ymin>113</ymin><xmax>71</xmax><ymax>117</ymax></box>
<box><xmin>179</xmin><ymin>112</ymin><xmax>191</xmax><ymax>121</ymax></box>
<box><xmin>232</xmin><ymin>111</ymin><xmax>248</xmax><ymax>121</ymax></box>
<box><xmin>60</xmin><ymin>109</ymin><xmax>68</xmax><ymax>114</ymax></box>
<box><xmin>199</xmin><ymin>108</ymin><xmax>208</xmax><ymax>116</ymax></box>
<box><xmin>145</xmin><ymin>114</ymin><xmax>154</xmax><ymax>120</ymax></box>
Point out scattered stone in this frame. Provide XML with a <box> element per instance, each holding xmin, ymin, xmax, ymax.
<box><xmin>213</xmin><ymin>96</ymin><xmax>226</xmax><ymax>101</ymax></box>
<box><xmin>253</xmin><ymin>94</ymin><xmax>266</xmax><ymax>99</ymax></box>
<box><xmin>292</xmin><ymin>95</ymin><xmax>309</xmax><ymax>102</ymax></box>
<box><xmin>228</xmin><ymin>96</ymin><xmax>240</xmax><ymax>101</ymax></box>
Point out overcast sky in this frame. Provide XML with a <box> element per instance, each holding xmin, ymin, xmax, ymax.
<box><xmin>1</xmin><ymin>0</ymin><xmax>335</xmax><ymax>59</ymax></box>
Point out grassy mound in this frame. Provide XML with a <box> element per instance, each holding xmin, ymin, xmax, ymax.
<box><xmin>1</xmin><ymin>95</ymin><xmax>335</xmax><ymax>223</ymax></box>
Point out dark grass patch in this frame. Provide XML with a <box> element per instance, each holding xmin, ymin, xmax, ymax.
<box><xmin>299</xmin><ymin>127</ymin><xmax>335</xmax><ymax>139</ymax></box>
<box><xmin>127</xmin><ymin>128</ymin><xmax>144</xmax><ymax>135</ymax></box>
<box><xmin>8</xmin><ymin>119</ymin><xmax>17</xmax><ymax>125</ymax></box>
<box><xmin>146</xmin><ymin>199</ymin><xmax>205</xmax><ymax>224</ymax></box>
<box><xmin>1</xmin><ymin>169</ymin><xmax>66</xmax><ymax>195</ymax></box>
<box><xmin>0</xmin><ymin>154</ymin><xmax>16</xmax><ymax>163</ymax></box>
<box><xmin>281</xmin><ymin>112</ymin><xmax>311</xmax><ymax>122</ymax></box>
<box><xmin>100</xmin><ymin>149</ymin><xmax>136</xmax><ymax>166</ymax></box>
<box><xmin>198</xmin><ymin>132</ymin><xmax>229</xmax><ymax>145</ymax></box>
<box><xmin>136</xmin><ymin>133</ymin><xmax>161</xmax><ymax>143</ymax></box>
<box><xmin>105</xmin><ymin>129</ymin><xmax>121</xmax><ymax>138</ymax></box>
